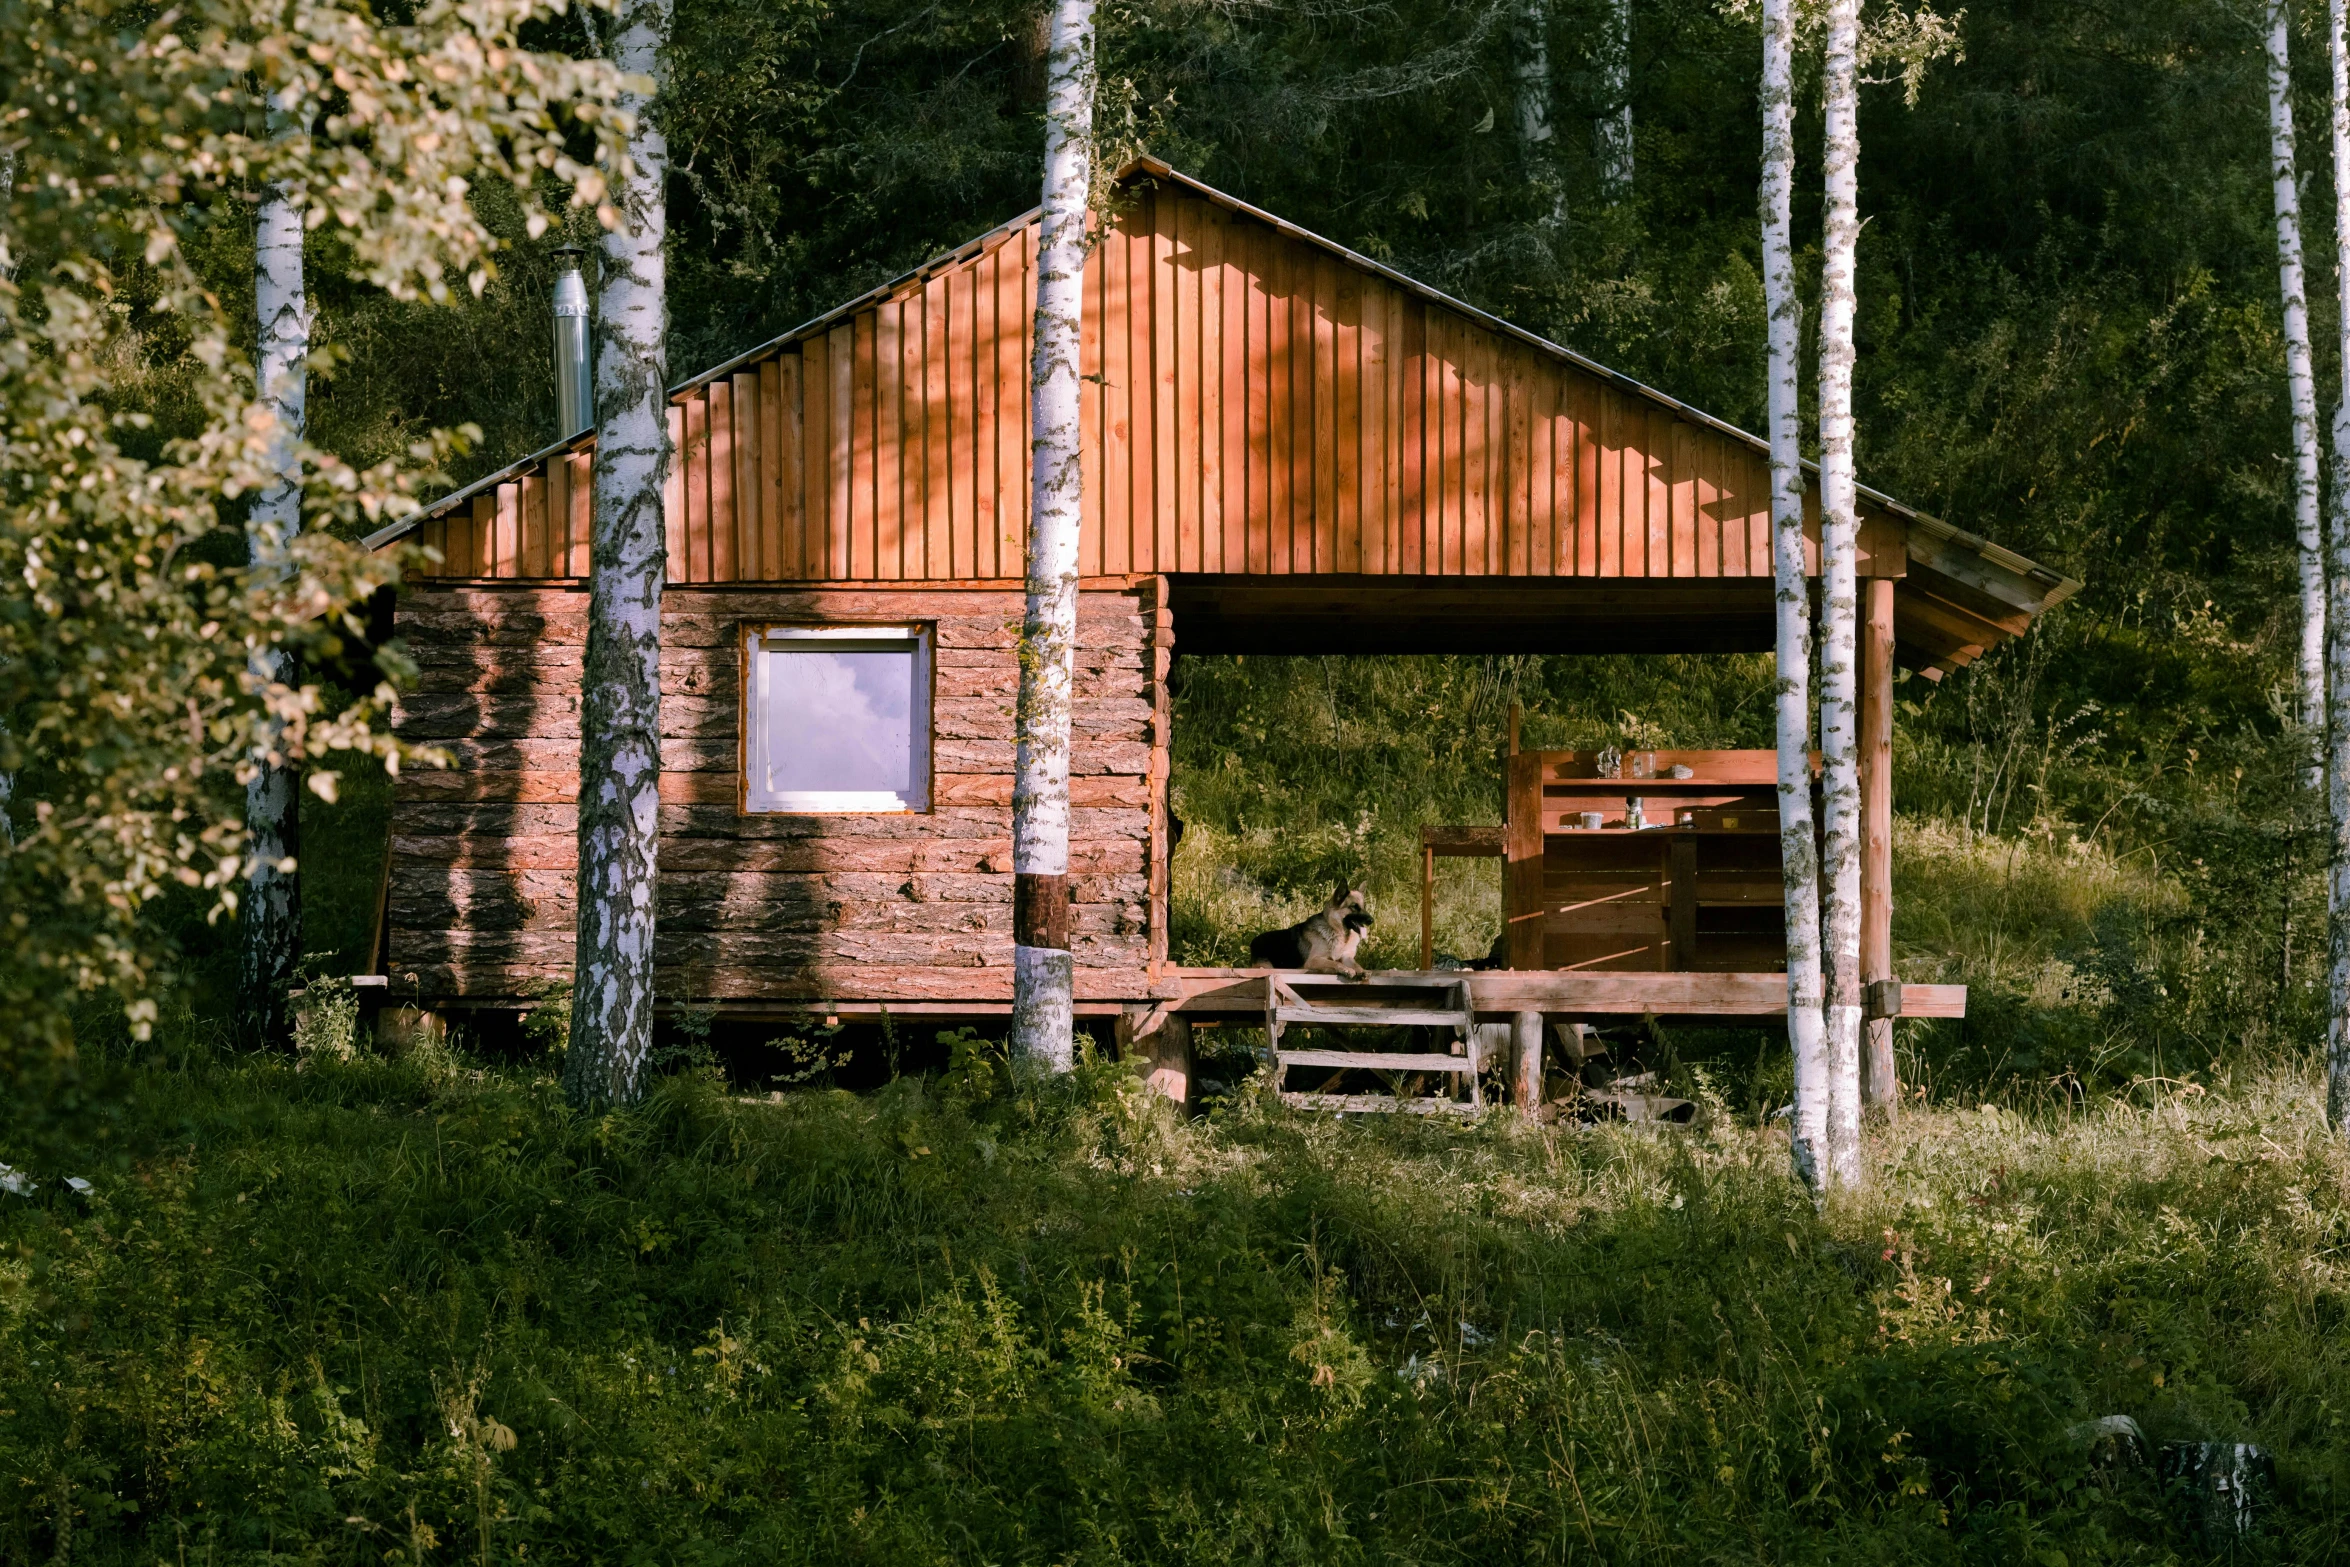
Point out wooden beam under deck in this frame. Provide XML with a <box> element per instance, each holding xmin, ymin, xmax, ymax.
<box><xmin>1162</xmin><ymin>968</ymin><xmax>1965</xmax><ymax>1021</ymax></box>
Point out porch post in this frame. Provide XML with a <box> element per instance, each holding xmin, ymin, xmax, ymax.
<box><xmin>1860</xmin><ymin>576</ymin><xmax>1897</xmax><ymax>1115</ymax></box>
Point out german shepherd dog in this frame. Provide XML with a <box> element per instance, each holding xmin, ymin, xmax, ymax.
<box><xmin>1250</xmin><ymin>884</ymin><xmax>1375</xmax><ymax>978</ymax></box>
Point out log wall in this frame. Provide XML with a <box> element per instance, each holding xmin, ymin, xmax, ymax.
<box><xmin>385</xmin><ymin>580</ymin><xmax>1172</xmax><ymax>1005</ymax></box>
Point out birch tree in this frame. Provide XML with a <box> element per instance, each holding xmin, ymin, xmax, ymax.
<box><xmin>0</xmin><ymin>0</ymin><xmax>626</xmax><ymax>1054</ymax></box>
<box><xmin>1011</xmin><ymin>0</ymin><xmax>1095</xmax><ymax>1073</ymax></box>
<box><xmin>1515</xmin><ymin>0</ymin><xmax>1565</xmax><ymax>226</ymax></box>
<box><xmin>1761</xmin><ymin>0</ymin><xmax>1830</xmax><ymax>1191</ymax></box>
<box><xmin>1817</xmin><ymin>0</ymin><xmax>1865</xmax><ymax>1186</ymax></box>
<box><xmin>2325</xmin><ymin>0</ymin><xmax>2350</xmax><ymax>1131</ymax></box>
<box><xmin>2270</xmin><ymin>0</ymin><xmax>2329</xmax><ymax>777</ymax></box>
<box><xmin>240</xmin><ymin>114</ymin><xmax>309</xmax><ymax>1047</ymax></box>
<box><xmin>1595</xmin><ymin>0</ymin><xmax>1634</xmax><ymax>200</ymax></box>
<box><xmin>563</xmin><ymin>0</ymin><xmax>673</xmax><ymax>1110</ymax></box>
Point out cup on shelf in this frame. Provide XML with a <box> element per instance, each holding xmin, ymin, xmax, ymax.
<box><xmin>1580</xmin><ymin>810</ymin><xmax>1605</xmax><ymax>831</ymax></box>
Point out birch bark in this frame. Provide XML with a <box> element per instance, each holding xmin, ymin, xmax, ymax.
<box><xmin>2271</xmin><ymin>0</ymin><xmax>2329</xmax><ymax>778</ymax></box>
<box><xmin>240</xmin><ymin>134</ymin><xmax>307</xmax><ymax>1047</ymax></box>
<box><xmin>1516</xmin><ymin>0</ymin><xmax>1565</xmax><ymax>227</ymax></box>
<box><xmin>1595</xmin><ymin>0</ymin><xmax>1635</xmax><ymax>200</ymax></box>
<box><xmin>2325</xmin><ymin>0</ymin><xmax>2350</xmax><ymax>1130</ymax></box>
<box><xmin>0</xmin><ymin>146</ymin><xmax>13</xmax><ymax>853</ymax></box>
<box><xmin>1817</xmin><ymin>0</ymin><xmax>1865</xmax><ymax>1187</ymax></box>
<box><xmin>564</xmin><ymin>0</ymin><xmax>670</xmax><ymax>1109</ymax></box>
<box><xmin>1011</xmin><ymin>0</ymin><xmax>1095</xmax><ymax>1073</ymax></box>
<box><xmin>1762</xmin><ymin>0</ymin><xmax>1830</xmax><ymax>1191</ymax></box>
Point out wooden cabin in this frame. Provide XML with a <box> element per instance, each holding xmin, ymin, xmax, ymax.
<box><xmin>364</xmin><ymin>158</ymin><xmax>2077</xmax><ymax>1060</ymax></box>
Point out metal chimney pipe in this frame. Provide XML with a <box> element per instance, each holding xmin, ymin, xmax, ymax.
<box><xmin>550</xmin><ymin>247</ymin><xmax>592</xmax><ymax>440</ymax></box>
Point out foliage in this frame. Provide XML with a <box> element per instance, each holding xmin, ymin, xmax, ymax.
<box><xmin>0</xmin><ymin>0</ymin><xmax>630</xmax><ymax>1056</ymax></box>
<box><xmin>1</xmin><ymin>1042</ymin><xmax>2345</xmax><ymax>1561</ymax></box>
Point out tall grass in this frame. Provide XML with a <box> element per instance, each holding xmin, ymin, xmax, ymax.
<box><xmin>2</xmin><ymin>1043</ymin><xmax>2343</xmax><ymax>1562</ymax></box>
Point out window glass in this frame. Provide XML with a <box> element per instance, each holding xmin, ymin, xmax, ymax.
<box><xmin>743</xmin><ymin>625</ymin><xmax>930</xmax><ymax>812</ymax></box>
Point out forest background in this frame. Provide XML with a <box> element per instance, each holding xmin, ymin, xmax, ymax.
<box><xmin>10</xmin><ymin>0</ymin><xmax>2350</xmax><ymax>1559</ymax></box>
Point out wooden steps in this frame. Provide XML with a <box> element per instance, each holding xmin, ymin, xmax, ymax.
<box><xmin>1265</xmin><ymin>974</ymin><xmax>1483</xmax><ymax>1115</ymax></box>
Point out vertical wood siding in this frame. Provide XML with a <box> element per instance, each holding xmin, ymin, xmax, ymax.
<box><xmin>413</xmin><ymin>183</ymin><xmax>1893</xmax><ymax>583</ymax></box>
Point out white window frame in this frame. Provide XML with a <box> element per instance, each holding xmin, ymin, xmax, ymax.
<box><xmin>740</xmin><ymin>622</ymin><xmax>933</xmax><ymax>814</ymax></box>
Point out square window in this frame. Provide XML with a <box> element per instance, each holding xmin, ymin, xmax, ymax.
<box><xmin>741</xmin><ymin>624</ymin><xmax>931</xmax><ymax>813</ymax></box>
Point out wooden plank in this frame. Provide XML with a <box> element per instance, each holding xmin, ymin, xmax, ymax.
<box><xmin>1645</xmin><ymin>402</ymin><xmax>1672</xmax><ymax>579</ymax></box>
<box><xmin>734</xmin><ymin>371</ymin><xmax>762</xmax><ymax>581</ymax></box>
<box><xmin>876</xmin><ymin>296</ymin><xmax>906</xmax><ymax>580</ymax></box>
<box><xmin>1170</xmin><ymin>189</ymin><xmax>1200</xmax><ymax>573</ymax></box>
<box><xmin>1403</xmin><ymin>298</ymin><xmax>1429</xmax><ymax>573</ymax></box>
<box><xmin>708</xmin><ymin>378</ymin><xmax>738</xmax><ymax>582</ymax></box>
<box><xmin>1599</xmin><ymin>375</ymin><xmax>1626</xmax><ymax>578</ymax></box>
<box><xmin>1001</xmin><ymin>229</ymin><xmax>1032</xmax><ymax>579</ymax></box>
<box><xmin>489</xmin><ymin>482</ymin><xmax>517</xmax><ymax>578</ymax></box>
<box><xmin>1461</xmin><ymin>331</ymin><xmax>1490</xmax><ymax>575</ymax></box>
<box><xmin>1245</xmin><ymin>217</ymin><xmax>1272</xmax><ymax>573</ymax></box>
<box><xmin>1279</xmin><ymin>1093</ymin><xmax>1475</xmax><ymax>1115</ymax></box>
<box><xmin>678</xmin><ymin>394</ymin><xmax>707</xmax><ymax>583</ymax></box>
<box><xmin>1506</xmin><ymin>749</ymin><xmax>1544</xmax><ymax>968</ymax></box>
<box><xmin>1278</xmin><ymin>1049</ymin><xmax>1474</xmax><ymax>1071</ymax></box>
<box><xmin>1669</xmin><ymin>416</ymin><xmax>1697</xmax><ymax>578</ymax></box>
<box><xmin>849</xmin><ymin>316</ymin><xmax>876</xmax><ymax>580</ymax></box>
<box><xmin>756</xmin><ymin>360</ymin><xmax>782</xmax><ymax>580</ymax></box>
<box><xmin>1312</xmin><ymin>250</ymin><xmax>1339</xmax><ymax>573</ymax></box>
<box><xmin>970</xmin><ymin>249</ymin><xmax>1001</xmax><ymax>582</ymax></box>
<box><xmin>1362</xmin><ymin>277</ymin><xmax>1391</xmax><ymax>572</ymax></box>
<box><xmin>456</xmin><ymin>493</ymin><xmax>486</xmax><ymax>579</ymax></box>
<box><xmin>1431</xmin><ymin>312</ymin><xmax>1458</xmax><ymax>574</ymax></box>
<box><xmin>1503</xmin><ymin>354</ymin><xmax>1529</xmax><ymax>576</ymax></box>
<box><xmin>1102</xmin><ymin>209</ymin><xmax>1132</xmax><ymax>575</ymax></box>
<box><xmin>1266</xmin><ymin>226</ymin><xmax>1295</xmax><ymax>572</ymax></box>
<box><xmin>1527</xmin><ymin>357</ymin><xmax>1553</xmax><ymax>576</ymax></box>
<box><xmin>775</xmin><ymin>355</ymin><xmax>804</xmax><ymax>579</ymax></box>
<box><xmin>803</xmin><ymin>333</ymin><xmax>833</xmax><ymax>580</ymax></box>
<box><xmin>1668</xmin><ymin>835</ymin><xmax>1698</xmax><ymax>967</ymax></box>
<box><xmin>1151</xmin><ymin>189</ymin><xmax>1179</xmax><ymax>574</ymax></box>
<box><xmin>518</xmin><ymin>471</ymin><xmax>548</xmax><ymax>579</ymax></box>
<box><xmin>1216</xmin><ymin>205</ymin><xmax>1247</xmax><ymax>574</ymax></box>
<box><xmin>923</xmin><ymin>272</ymin><xmax>952</xmax><ymax>581</ymax></box>
<box><xmin>947</xmin><ymin>263</ymin><xmax>976</xmax><ymax>582</ymax></box>
<box><xmin>1334</xmin><ymin>262</ymin><xmax>1361</xmax><ymax>573</ymax></box>
<box><xmin>569</xmin><ymin>452</ymin><xmax>594</xmax><ymax>576</ymax></box>
<box><xmin>1269</xmin><ymin>1010</ymin><xmax>1466</xmax><ymax>1033</ymax></box>
<box><xmin>1422</xmin><ymin>824</ymin><xmax>1505</xmax><ymax>855</ymax></box>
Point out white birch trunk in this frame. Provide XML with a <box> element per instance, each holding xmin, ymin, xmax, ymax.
<box><xmin>0</xmin><ymin>147</ymin><xmax>14</xmax><ymax>852</ymax></box>
<box><xmin>564</xmin><ymin>0</ymin><xmax>670</xmax><ymax>1109</ymax></box>
<box><xmin>1762</xmin><ymin>0</ymin><xmax>1829</xmax><ymax>1192</ymax></box>
<box><xmin>1516</xmin><ymin>0</ymin><xmax>1566</xmax><ymax>227</ymax></box>
<box><xmin>2272</xmin><ymin>0</ymin><xmax>2329</xmax><ymax>779</ymax></box>
<box><xmin>1010</xmin><ymin>0</ymin><xmax>1095</xmax><ymax>1073</ymax></box>
<box><xmin>241</xmin><ymin>157</ymin><xmax>307</xmax><ymax>1044</ymax></box>
<box><xmin>2325</xmin><ymin>0</ymin><xmax>2350</xmax><ymax>1131</ymax></box>
<box><xmin>1595</xmin><ymin>0</ymin><xmax>1635</xmax><ymax>200</ymax></box>
<box><xmin>1817</xmin><ymin>0</ymin><xmax>1866</xmax><ymax>1187</ymax></box>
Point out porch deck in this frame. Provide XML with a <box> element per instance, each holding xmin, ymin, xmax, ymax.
<box><xmin>1158</xmin><ymin>968</ymin><xmax>1965</xmax><ymax>1023</ymax></box>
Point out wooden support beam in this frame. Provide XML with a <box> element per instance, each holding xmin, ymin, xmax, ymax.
<box><xmin>1119</xmin><ymin>1004</ymin><xmax>1193</xmax><ymax>1110</ymax></box>
<box><xmin>1505</xmin><ymin>751</ymin><xmax>1544</xmax><ymax>969</ymax></box>
<box><xmin>1422</xmin><ymin>840</ymin><xmax>1435</xmax><ymax>970</ymax></box>
<box><xmin>1861</xmin><ymin>575</ymin><xmax>1898</xmax><ymax>1116</ymax></box>
<box><xmin>1511</xmin><ymin>1009</ymin><xmax>1544</xmax><ymax>1114</ymax></box>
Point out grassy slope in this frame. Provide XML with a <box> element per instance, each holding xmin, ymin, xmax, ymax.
<box><xmin>11</xmin><ymin>647</ymin><xmax>2342</xmax><ymax>1561</ymax></box>
<box><xmin>2</xmin><ymin>1052</ymin><xmax>2344</xmax><ymax>1562</ymax></box>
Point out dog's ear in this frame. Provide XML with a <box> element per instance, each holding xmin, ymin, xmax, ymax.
<box><xmin>1330</xmin><ymin>879</ymin><xmax>1352</xmax><ymax>905</ymax></box>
